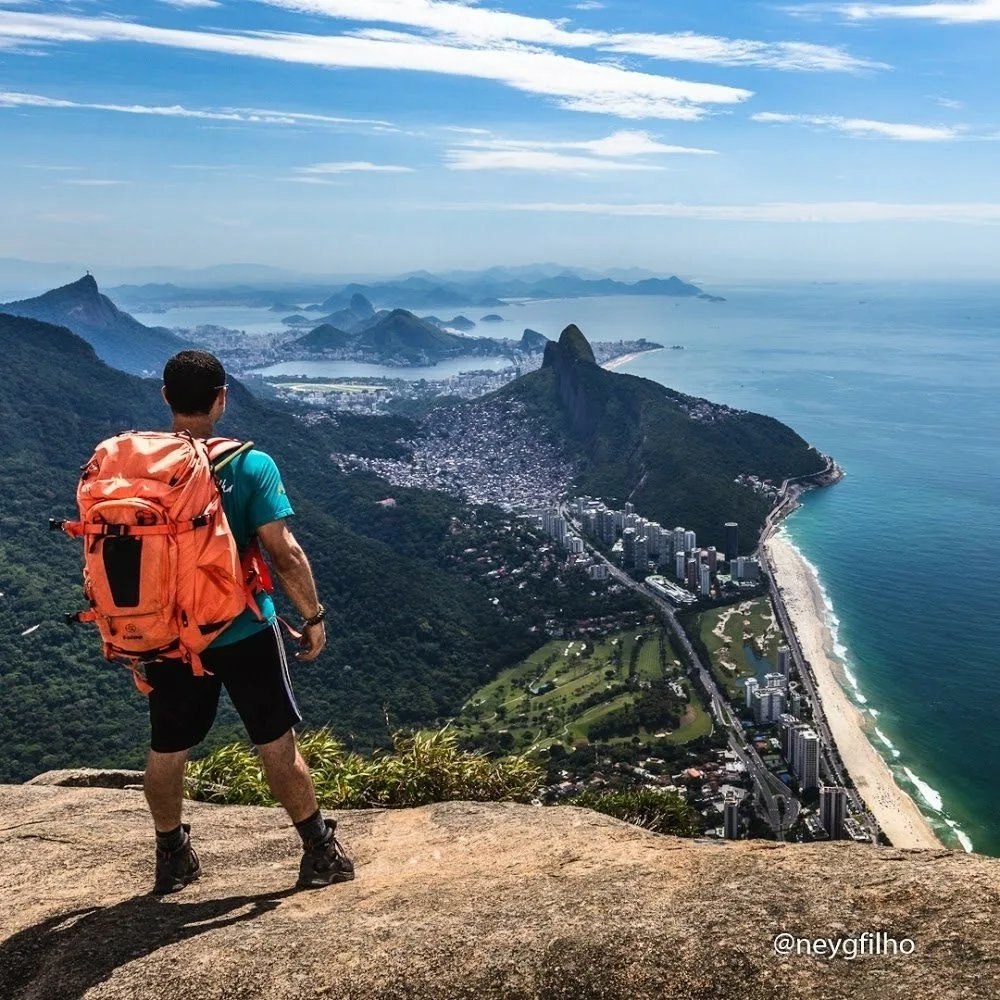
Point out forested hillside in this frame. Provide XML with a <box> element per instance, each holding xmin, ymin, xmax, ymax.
<box><xmin>0</xmin><ymin>313</ymin><xmax>538</xmax><ymax>780</ymax></box>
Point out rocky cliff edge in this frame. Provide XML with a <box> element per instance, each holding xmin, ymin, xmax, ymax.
<box><xmin>1</xmin><ymin>783</ymin><xmax>998</xmax><ymax>1000</ymax></box>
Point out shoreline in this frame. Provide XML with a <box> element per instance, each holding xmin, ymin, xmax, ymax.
<box><xmin>763</xmin><ymin>531</ymin><xmax>944</xmax><ymax>850</ymax></box>
<box><xmin>602</xmin><ymin>347</ymin><xmax>663</xmax><ymax>371</ymax></box>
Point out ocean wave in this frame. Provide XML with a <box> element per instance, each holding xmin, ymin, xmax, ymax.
<box><xmin>944</xmin><ymin>818</ymin><xmax>974</xmax><ymax>854</ymax></box>
<box><xmin>868</xmin><ymin>707</ymin><xmax>880</xmax><ymax>718</ymax></box>
<box><xmin>874</xmin><ymin>727</ymin><xmax>901</xmax><ymax>758</ymax></box>
<box><xmin>902</xmin><ymin>766</ymin><xmax>944</xmax><ymax>812</ymax></box>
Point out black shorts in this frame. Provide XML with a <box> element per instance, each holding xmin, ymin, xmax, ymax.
<box><xmin>146</xmin><ymin>621</ymin><xmax>303</xmax><ymax>753</ymax></box>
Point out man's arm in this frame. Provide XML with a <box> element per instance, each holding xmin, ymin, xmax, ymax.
<box><xmin>256</xmin><ymin>518</ymin><xmax>326</xmax><ymax>662</ymax></box>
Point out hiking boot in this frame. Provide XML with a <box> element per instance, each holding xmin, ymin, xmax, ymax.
<box><xmin>297</xmin><ymin>819</ymin><xmax>355</xmax><ymax>889</ymax></box>
<box><xmin>152</xmin><ymin>823</ymin><xmax>201</xmax><ymax>896</ymax></box>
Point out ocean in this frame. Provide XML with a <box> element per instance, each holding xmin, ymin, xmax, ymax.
<box><xmin>167</xmin><ymin>285</ymin><xmax>1000</xmax><ymax>854</ymax></box>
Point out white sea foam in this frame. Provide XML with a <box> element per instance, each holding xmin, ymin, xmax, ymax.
<box><xmin>868</xmin><ymin>707</ymin><xmax>880</xmax><ymax>718</ymax></box>
<box><xmin>874</xmin><ymin>727</ymin><xmax>901</xmax><ymax>758</ymax></box>
<box><xmin>902</xmin><ymin>767</ymin><xmax>944</xmax><ymax>812</ymax></box>
<box><xmin>944</xmin><ymin>818</ymin><xmax>974</xmax><ymax>854</ymax></box>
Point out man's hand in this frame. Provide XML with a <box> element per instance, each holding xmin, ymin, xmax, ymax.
<box><xmin>297</xmin><ymin>621</ymin><xmax>326</xmax><ymax>662</ymax></box>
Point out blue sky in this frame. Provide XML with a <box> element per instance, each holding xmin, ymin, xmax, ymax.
<box><xmin>1</xmin><ymin>0</ymin><xmax>998</xmax><ymax>280</ymax></box>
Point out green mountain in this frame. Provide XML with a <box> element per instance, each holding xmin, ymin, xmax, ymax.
<box><xmin>0</xmin><ymin>275</ymin><xmax>190</xmax><ymax>375</ymax></box>
<box><xmin>499</xmin><ymin>325</ymin><xmax>828</xmax><ymax>549</ymax></box>
<box><xmin>288</xmin><ymin>308</ymin><xmax>505</xmax><ymax>365</ymax></box>
<box><xmin>291</xmin><ymin>323</ymin><xmax>353</xmax><ymax>352</ymax></box>
<box><xmin>0</xmin><ymin>312</ymin><xmax>537</xmax><ymax>782</ymax></box>
<box><xmin>357</xmin><ymin>309</ymin><xmax>471</xmax><ymax>360</ymax></box>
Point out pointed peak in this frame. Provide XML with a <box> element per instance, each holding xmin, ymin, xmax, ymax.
<box><xmin>543</xmin><ymin>324</ymin><xmax>596</xmax><ymax>369</ymax></box>
<box><xmin>66</xmin><ymin>274</ymin><xmax>100</xmax><ymax>295</ymax></box>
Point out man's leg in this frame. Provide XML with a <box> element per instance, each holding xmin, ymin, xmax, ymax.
<box><xmin>144</xmin><ymin>661</ymin><xmax>220</xmax><ymax>895</ymax></box>
<box><xmin>257</xmin><ymin>729</ymin><xmax>318</xmax><ymax>824</ymax></box>
<box><xmin>144</xmin><ymin>748</ymin><xmax>188</xmax><ymax>832</ymax></box>
<box><xmin>218</xmin><ymin>626</ymin><xmax>354</xmax><ymax>887</ymax></box>
<box><xmin>256</xmin><ymin>729</ymin><xmax>354</xmax><ymax>887</ymax></box>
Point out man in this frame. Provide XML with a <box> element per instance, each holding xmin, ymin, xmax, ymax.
<box><xmin>145</xmin><ymin>349</ymin><xmax>353</xmax><ymax>895</ymax></box>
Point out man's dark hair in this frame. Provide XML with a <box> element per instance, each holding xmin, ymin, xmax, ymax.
<box><xmin>163</xmin><ymin>350</ymin><xmax>226</xmax><ymax>415</ymax></box>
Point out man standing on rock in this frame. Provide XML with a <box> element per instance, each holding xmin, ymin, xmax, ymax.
<box><xmin>145</xmin><ymin>349</ymin><xmax>354</xmax><ymax>894</ymax></box>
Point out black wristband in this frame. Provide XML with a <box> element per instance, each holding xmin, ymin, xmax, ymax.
<box><xmin>301</xmin><ymin>603</ymin><xmax>326</xmax><ymax>628</ymax></box>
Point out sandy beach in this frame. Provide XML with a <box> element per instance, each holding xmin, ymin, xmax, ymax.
<box><xmin>764</xmin><ymin>532</ymin><xmax>943</xmax><ymax>850</ymax></box>
<box><xmin>602</xmin><ymin>348</ymin><xmax>662</xmax><ymax>371</ymax></box>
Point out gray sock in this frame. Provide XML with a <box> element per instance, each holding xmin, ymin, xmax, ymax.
<box><xmin>294</xmin><ymin>809</ymin><xmax>330</xmax><ymax>847</ymax></box>
<box><xmin>156</xmin><ymin>825</ymin><xmax>186</xmax><ymax>852</ymax></box>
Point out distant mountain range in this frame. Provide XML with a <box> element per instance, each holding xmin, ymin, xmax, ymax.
<box><xmin>105</xmin><ymin>268</ymin><xmax>717</xmax><ymax>313</ymax></box>
<box><xmin>0</xmin><ymin>275</ymin><xmax>189</xmax><ymax>375</ymax></box>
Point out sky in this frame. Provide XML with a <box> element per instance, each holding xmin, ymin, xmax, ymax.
<box><xmin>1</xmin><ymin>0</ymin><xmax>999</xmax><ymax>281</ymax></box>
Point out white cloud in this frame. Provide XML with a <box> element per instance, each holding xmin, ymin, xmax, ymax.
<box><xmin>463</xmin><ymin>130</ymin><xmax>715</xmax><ymax>157</ymax></box>
<box><xmin>281</xmin><ymin>175</ymin><xmax>343</xmax><ymax>184</ymax></box>
<box><xmin>836</xmin><ymin>1</ymin><xmax>1000</xmax><ymax>22</ymax></box>
<box><xmin>159</xmin><ymin>0</ymin><xmax>222</xmax><ymax>7</ymax></box>
<box><xmin>445</xmin><ymin>149</ymin><xmax>664</xmax><ymax>172</ymax></box>
<box><xmin>573</xmin><ymin>1</ymin><xmax>606</xmax><ymax>9</ymax></box>
<box><xmin>262</xmin><ymin>0</ymin><xmax>885</xmax><ymax>72</ymax></box>
<box><xmin>602</xmin><ymin>34</ymin><xmax>887</xmax><ymax>72</ymax></box>
<box><xmin>0</xmin><ymin>89</ymin><xmax>394</xmax><ymax>127</ymax></box>
<box><xmin>752</xmin><ymin>111</ymin><xmax>961</xmax><ymax>141</ymax></box>
<box><xmin>934</xmin><ymin>97</ymin><xmax>965</xmax><ymax>110</ymax></box>
<box><xmin>0</xmin><ymin>12</ymin><xmax>751</xmax><ymax>120</ymax></box>
<box><xmin>472</xmin><ymin>200</ymin><xmax>1000</xmax><ymax>223</ymax></box>
<box><xmin>296</xmin><ymin>161</ymin><xmax>415</xmax><ymax>173</ymax></box>
<box><xmin>444</xmin><ymin>128</ymin><xmax>715</xmax><ymax>171</ymax></box>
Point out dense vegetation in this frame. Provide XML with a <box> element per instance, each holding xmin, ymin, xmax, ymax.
<box><xmin>568</xmin><ymin>787</ymin><xmax>699</xmax><ymax>836</ymax></box>
<box><xmin>0</xmin><ymin>313</ymin><xmax>539</xmax><ymax>780</ymax></box>
<box><xmin>187</xmin><ymin>728</ymin><xmax>542</xmax><ymax>808</ymax></box>
<box><xmin>500</xmin><ymin>325</ymin><xmax>828</xmax><ymax>550</ymax></box>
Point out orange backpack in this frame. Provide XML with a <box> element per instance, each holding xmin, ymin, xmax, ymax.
<box><xmin>52</xmin><ymin>431</ymin><xmax>268</xmax><ymax>692</ymax></box>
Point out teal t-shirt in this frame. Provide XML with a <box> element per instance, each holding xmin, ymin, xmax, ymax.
<box><xmin>210</xmin><ymin>448</ymin><xmax>294</xmax><ymax>648</ymax></box>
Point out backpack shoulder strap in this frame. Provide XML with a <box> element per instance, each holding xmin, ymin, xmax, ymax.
<box><xmin>206</xmin><ymin>438</ymin><xmax>254</xmax><ymax>473</ymax></box>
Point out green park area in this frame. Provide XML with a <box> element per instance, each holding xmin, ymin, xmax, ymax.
<box><xmin>697</xmin><ymin>597</ymin><xmax>782</xmax><ymax>700</ymax></box>
<box><xmin>453</xmin><ymin>628</ymin><xmax>710</xmax><ymax>752</ymax></box>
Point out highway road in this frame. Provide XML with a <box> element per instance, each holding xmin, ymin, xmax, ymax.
<box><xmin>561</xmin><ymin>504</ymin><xmax>799</xmax><ymax>839</ymax></box>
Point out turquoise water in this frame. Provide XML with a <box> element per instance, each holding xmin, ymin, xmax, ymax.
<box><xmin>602</xmin><ymin>285</ymin><xmax>999</xmax><ymax>855</ymax></box>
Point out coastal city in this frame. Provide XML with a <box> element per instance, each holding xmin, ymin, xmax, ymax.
<box><xmin>515</xmin><ymin>493</ymin><xmax>875</xmax><ymax>844</ymax></box>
